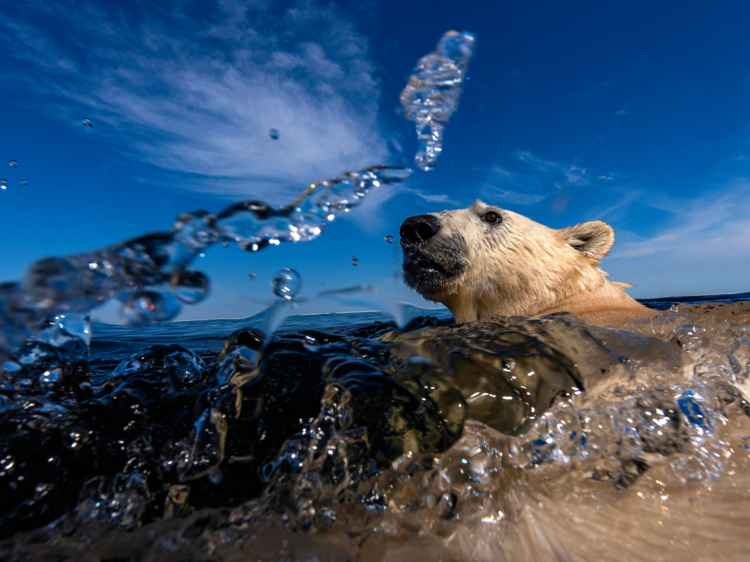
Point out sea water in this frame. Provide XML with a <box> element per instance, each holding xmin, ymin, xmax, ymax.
<box><xmin>2</xmin><ymin>295</ymin><xmax>750</xmax><ymax>561</ymax></box>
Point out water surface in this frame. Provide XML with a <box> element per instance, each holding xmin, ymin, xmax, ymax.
<box><xmin>2</xmin><ymin>296</ymin><xmax>750</xmax><ymax>561</ymax></box>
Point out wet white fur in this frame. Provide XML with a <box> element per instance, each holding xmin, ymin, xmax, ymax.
<box><xmin>418</xmin><ymin>200</ymin><xmax>654</xmax><ymax>325</ymax></box>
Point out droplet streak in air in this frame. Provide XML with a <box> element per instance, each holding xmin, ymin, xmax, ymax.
<box><xmin>351</xmin><ymin>256</ymin><xmax>360</xmax><ymax>266</ymax></box>
<box><xmin>1</xmin><ymin>179</ymin><xmax>7</xmax><ymax>189</ymax></box>
<box><xmin>384</xmin><ymin>235</ymin><xmax>394</xmax><ymax>243</ymax></box>
<box><xmin>0</xmin><ymin>164</ymin><xmax>410</xmax><ymax>360</ymax></box>
<box><xmin>272</xmin><ymin>268</ymin><xmax>301</xmax><ymax>300</ymax></box>
<box><xmin>8</xmin><ymin>160</ymin><xmax>17</xmax><ymax>168</ymax></box>
<box><xmin>400</xmin><ymin>30</ymin><xmax>476</xmax><ymax>171</ymax></box>
<box><xmin>82</xmin><ymin>118</ymin><xmax>93</xmax><ymax>127</ymax></box>
<box><xmin>21</xmin><ymin>180</ymin><xmax>27</xmax><ymax>186</ymax></box>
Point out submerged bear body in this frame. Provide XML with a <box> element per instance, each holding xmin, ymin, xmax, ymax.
<box><xmin>400</xmin><ymin>200</ymin><xmax>655</xmax><ymax>326</ymax></box>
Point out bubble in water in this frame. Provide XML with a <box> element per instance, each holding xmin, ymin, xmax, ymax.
<box><xmin>39</xmin><ymin>368</ymin><xmax>61</xmax><ymax>384</ymax></box>
<box><xmin>1</xmin><ymin>179</ymin><xmax>7</xmax><ymax>190</ymax></box>
<box><xmin>3</xmin><ymin>361</ymin><xmax>21</xmax><ymax>373</ymax></box>
<box><xmin>271</xmin><ymin>268</ymin><xmax>301</xmax><ymax>300</ymax></box>
<box><xmin>82</xmin><ymin>118</ymin><xmax>93</xmax><ymax>127</ymax></box>
<box><xmin>351</xmin><ymin>256</ymin><xmax>360</xmax><ymax>266</ymax></box>
<box><xmin>170</xmin><ymin>270</ymin><xmax>210</xmax><ymax>304</ymax></box>
<box><xmin>221</xmin><ymin>238</ymin><xmax>231</xmax><ymax>247</ymax></box>
<box><xmin>248</xmin><ymin>273</ymin><xmax>256</xmax><ymax>280</ymax></box>
<box><xmin>401</xmin><ymin>30</ymin><xmax>476</xmax><ymax>171</ymax></box>
<box><xmin>8</xmin><ymin>160</ymin><xmax>17</xmax><ymax>168</ymax></box>
<box><xmin>384</xmin><ymin>235</ymin><xmax>394</xmax><ymax>243</ymax></box>
<box><xmin>21</xmin><ymin>180</ymin><xmax>27</xmax><ymax>186</ymax></box>
<box><xmin>269</xmin><ymin>128</ymin><xmax>280</xmax><ymax>140</ymax></box>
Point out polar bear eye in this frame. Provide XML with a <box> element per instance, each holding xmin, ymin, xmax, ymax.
<box><xmin>482</xmin><ymin>211</ymin><xmax>501</xmax><ymax>224</ymax></box>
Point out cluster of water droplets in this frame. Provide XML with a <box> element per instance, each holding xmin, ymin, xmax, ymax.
<box><xmin>0</xmin><ymin>165</ymin><xmax>411</xmax><ymax>362</ymax></box>
<box><xmin>2</xmin><ymin>159</ymin><xmax>27</xmax><ymax>190</ymax></box>
<box><xmin>401</xmin><ymin>30</ymin><xmax>476</xmax><ymax>171</ymax></box>
<box><xmin>503</xmin><ymin>380</ymin><xmax>733</xmax><ymax>485</ymax></box>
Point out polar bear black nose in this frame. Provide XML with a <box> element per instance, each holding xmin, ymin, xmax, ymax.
<box><xmin>400</xmin><ymin>214</ymin><xmax>440</xmax><ymax>247</ymax></box>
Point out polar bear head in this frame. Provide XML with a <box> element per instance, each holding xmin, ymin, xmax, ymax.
<box><xmin>399</xmin><ymin>200</ymin><xmax>620</xmax><ymax>323</ymax></box>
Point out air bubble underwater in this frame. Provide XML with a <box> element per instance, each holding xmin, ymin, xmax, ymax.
<box><xmin>8</xmin><ymin>160</ymin><xmax>17</xmax><ymax>168</ymax></box>
<box><xmin>82</xmin><ymin>118</ymin><xmax>93</xmax><ymax>127</ymax></box>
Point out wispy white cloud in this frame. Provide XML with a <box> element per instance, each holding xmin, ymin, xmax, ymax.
<box><xmin>399</xmin><ymin>186</ymin><xmax>458</xmax><ymax>205</ymax></box>
<box><xmin>611</xmin><ymin>180</ymin><xmax>750</xmax><ymax>260</ymax></box>
<box><xmin>474</xmin><ymin>150</ymin><xmax>602</xmax><ymax>205</ymax></box>
<box><xmin>579</xmin><ymin>79</ymin><xmax>613</xmax><ymax>99</ymax></box>
<box><xmin>613</xmin><ymin>105</ymin><xmax>633</xmax><ymax>116</ymax></box>
<box><xmin>0</xmin><ymin>0</ymin><xmax>388</xmax><ymax>204</ymax></box>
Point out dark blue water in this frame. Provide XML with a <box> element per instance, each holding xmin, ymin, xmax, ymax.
<box><xmin>91</xmin><ymin>309</ymin><xmax>454</xmax><ymax>358</ymax></box>
<box><xmin>637</xmin><ymin>291</ymin><xmax>750</xmax><ymax>311</ymax></box>
<box><xmin>90</xmin><ymin>292</ymin><xmax>750</xmax><ymax>359</ymax></box>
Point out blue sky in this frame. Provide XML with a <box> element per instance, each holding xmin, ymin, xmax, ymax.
<box><xmin>2</xmin><ymin>0</ymin><xmax>750</xmax><ymax>322</ymax></box>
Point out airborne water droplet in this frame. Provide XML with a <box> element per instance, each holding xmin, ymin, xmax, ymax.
<box><xmin>20</xmin><ymin>180</ymin><xmax>27</xmax><ymax>186</ymax></box>
<box><xmin>8</xmin><ymin>160</ymin><xmax>17</xmax><ymax>168</ymax></box>
<box><xmin>1</xmin><ymin>179</ymin><xmax>7</xmax><ymax>190</ymax></box>
<box><xmin>271</xmin><ymin>268</ymin><xmax>301</xmax><ymax>299</ymax></box>
<box><xmin>351</xmin><ymin>256</ymin><xmax>360</xmax><ymax>266</ymax></box>
<box><xmin>384</xmin><ymin>235</ymin><xmax>394</xmax><ymax>243</ymax></box>
<box><xmin>269</xmin><ymin>128</ymin><xmax>280</xmax><ymax>140</ymax></box>
<box><xmin>221</xmin><ymin>238</ymin><xmax>231</xmax><ymax>248</ymax></box>
<box><xmin>82</xmin><ymin>118</ymin><xmax>93</xmax><ymax>127</ymax></box>
<box><xmin>120</xmin><ymin>290</ymin><xmax>180</xmax><ymax>326</ymax></box>
<box><xmin>248</xmin><ymin>273</ymin><xmax>256</xmax><ymax>280</ymax></box>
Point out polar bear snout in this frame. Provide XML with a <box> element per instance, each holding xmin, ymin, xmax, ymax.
<box><xmin>400</xmin><ymin>213</ymin><xmax>468</xmax><ymax>299</ymax></box>
<box><xmin>399</xmin><ymin>214</ymin><xmax>440</xmax><ymax>250</ymax></box>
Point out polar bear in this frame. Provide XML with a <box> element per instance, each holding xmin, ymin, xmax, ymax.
<box><xmin>399</xmin><ymin>200</ymin><xmax>656</xmax><ymax>326</ymax></box>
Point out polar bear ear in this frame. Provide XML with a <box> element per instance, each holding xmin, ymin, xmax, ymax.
<box><xmin>561</xmin><ymin>221</ymin><xmax>615</xmax><ymax>260</ymax></box>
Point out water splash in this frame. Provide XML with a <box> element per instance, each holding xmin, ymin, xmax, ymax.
<box><xmin>0</xmin><ymin>165</ymin><xmax>411</xmax><ymax>361</ymax></box>
<box><xmin>317</xmin><ymin>282</ymin><xmax>444</xmax><ymax>328</ymax></box>
<box><xmin>401</xmin><ymin>30</ymin><xmax>476</xmax><ymax>171</ymax></box>
<box><xmin>3</xmin><ymin>302</ymin><xmax>750</xmax><ymax>558</ymax></box>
